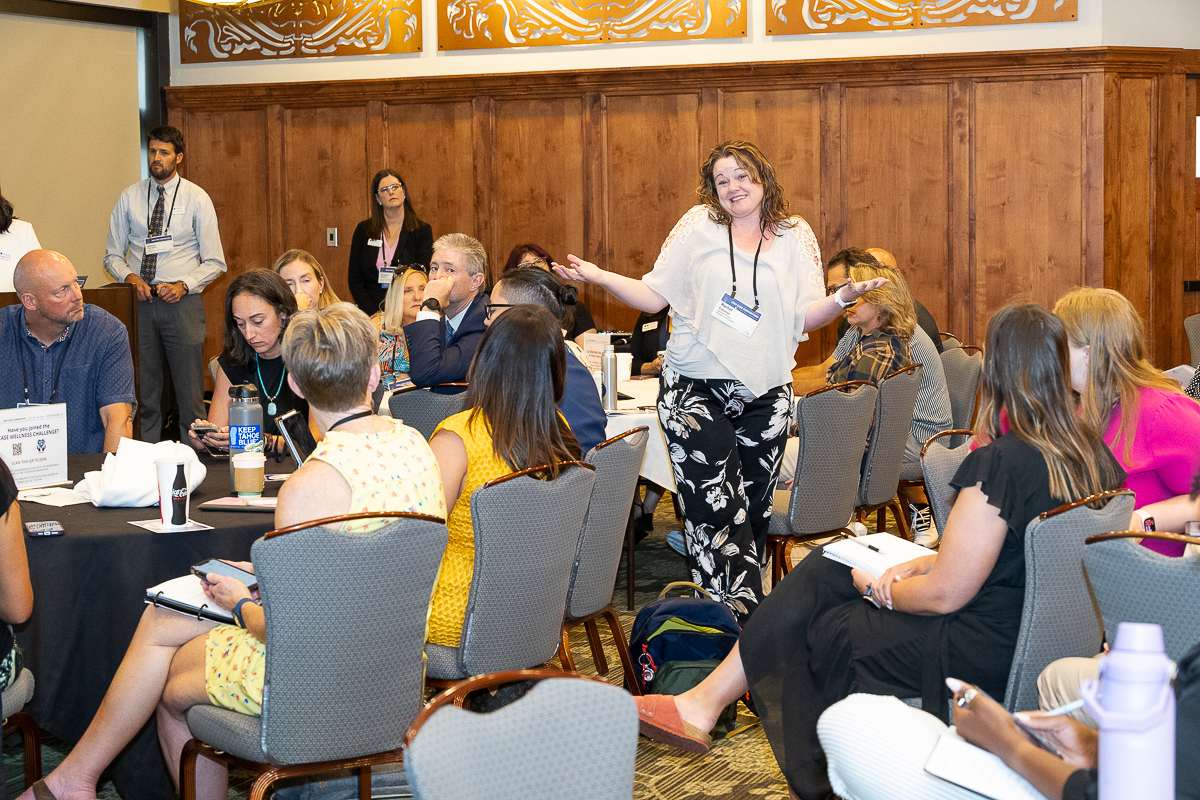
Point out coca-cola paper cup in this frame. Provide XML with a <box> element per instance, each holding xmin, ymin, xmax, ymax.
<box><xmin>155</xmin><ymin>459</ymin><xmax>191</xmax><ymax>530</ymax></box>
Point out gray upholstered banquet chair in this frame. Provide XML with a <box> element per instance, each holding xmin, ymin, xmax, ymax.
<box><xmin>388</xmin><ymin>384</ymin><xmax>466</xmax><ymax>439</ymax></box>
<box><xmin>370</xmin><ymin>381</ymin><xmax>386</xmax><ymax>414</ymax></box>
<box><xmin>1084</xmin><ymin>531</ymin><xmax>1200</xmax><ymax>662</ymax></box>
<box><xmin>558</xmin><ymin>428</ymin><xmax>648</xmax><ymax>691</ymax></box>
<box><xmin>179</xmin><ymin>511</ymin><xmax>449</xmax><ymax>800</ymax></box>
<box><xmin>902</xmin><ymin>489</ymin><xmax>1135</xmax><ymax>716</ymax></box>
<box><xmin>917</xmin><ymin>428</ymin><xmax>973</xmax><ymax>539</ymax></box>
<box><xmin>2</xmin><ymin>668</ymin><xmax>41</xmax><ymax>789</ymax></box>
<box><xmin>939</xmin><ymin>331</ymin><xmax>962</xmax><ymax>350</ymax></box>
<box><xmin>424</xmin><ymin>463</ymin><xmax>597</xmax><ymax>690</ymax></box>
<box><xmin>403</xmin><ymin>669</ymin><xmax>638</xmax><ymax>800</ymax></box>
<box><xmin>1002</xmin><ymin>489</ymin><xmax>1135</xmax><ymax>714</ymax></box>
<box><xmin>938</xmin><ymin>345</ymin><xmax>983</xmax><ymax>447</ymax></box>
<box><xmin>765</xmin><ymin>380</ymin><xmax>878</xmax><ymax>585</ymax></box>
<box><xmin>855</xmin><ymin>364</ymin><xmax>922</xmax><ymax>540</ymax></box>
<box><xmin>1186</xmin><ymin>313</ymin><xmax>1200</xmax><ymax>368</ymax></box>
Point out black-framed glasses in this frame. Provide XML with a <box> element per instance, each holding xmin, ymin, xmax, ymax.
<box><xmin>827</xmin><ymin>281</ymin><xmax>849</xmax><ymax>296</ymax></box>
<box><xmin>485</xmin><ymin>302</ymin><xmax>518</xmax><ymax>320</ymax></box>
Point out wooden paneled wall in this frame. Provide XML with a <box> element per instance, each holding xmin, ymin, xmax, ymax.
<box><xmin>166</xmin><ymin>47</ymin><xmax>1200</xmax><ymax>380</ymax></box>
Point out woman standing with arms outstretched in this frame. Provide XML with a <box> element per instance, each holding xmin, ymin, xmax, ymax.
<box><xmin>347</xmin><ymin>170</ymin><xmax>433</xmax><ymax>315</ymax></box>
<box><xmin>555</xmin><ymin>141</ymin><xmax>884</xmax><ymax>621</ymax></box>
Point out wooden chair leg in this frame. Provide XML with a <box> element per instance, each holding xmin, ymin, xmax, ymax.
<box><xmin>4</xmin><ymin>711</ymin><xmax>41</xmax><ymax>787</ymax></box>
<box><xmin>584</xmin><ymin>618</ymin><xmax>609</xmax><ymax>676</ymax></box>
<box><xmin>890</xmin><ymin>498</ymin><xmax>912</xmax><ymax>541</ymax></box>
<box><xmin>600</xmin><ymin>606</ymin><xmax>641</xmax><ymax>696</ymax></box>
<box><xmin>671</xmin><ymin>492</ymin><xmax>683</xmax><ymax>520</ymax></box>
<box><xmin>180</xmin><ymin>738</ymin><xmax>229</xmax><ymax>800</ymax></box>
<box><xmin>358</xmin><ymin>765</ymin><xmax>372</xmax><ymax>800</ymax></box>
<box><xmin>557</xmin><ymin>621</ymin><xmax>578</xmax><ymax>672</ymax></box>
<box><xmin>624</xmin><ymin>513</ymin><xmax>637</xmax><ymax>610</ymax></box>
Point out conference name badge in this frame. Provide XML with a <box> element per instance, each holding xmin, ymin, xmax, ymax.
<box><xmin>378</xmin><ymin>265</ymin><xmax>395</xmax><ymax>287</ymax></box>
<box><xmin>642</xmin><ymin>321</ymin><xmax>659</xmax><ymax>332</ymax></box>
<box><xmin>712</xmin><ymin>293</ymin><xmax>760</xmax><ymax>337</ymax></box>
<box><xmin>144</xmin><ymin>235</ymin><xmax>174</xmax><ymax>255</ymax></box>
<box><xmin>367</xmin><ymin>238</ymin><xmax>383</xmax><ymax>247</ymax></box>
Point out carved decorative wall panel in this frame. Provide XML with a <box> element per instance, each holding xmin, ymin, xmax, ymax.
<box><xmin>180</xmin><ymin>0</ymin><xmax>421</xmax><ymax>63</ymax></box>
<box><xmin>767</xmin><ymin>0</ymin><xmax>1076</xmax><ymax>36</ymax></box>
<box><xmin>438</xmin><ymin>0</ymin><xmax>745</xmax><ymax>50</ymax></box>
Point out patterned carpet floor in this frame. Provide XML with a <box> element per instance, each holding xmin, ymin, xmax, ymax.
<box><xmin>6</xmin><ymin>497</ymin><xmax>900</xmax><ymax>799</ymax></box>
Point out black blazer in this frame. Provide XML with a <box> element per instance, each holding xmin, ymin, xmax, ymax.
<box><xmin>346</xmin><ymin>219</ymin><xmax>434</xmax><ymax>314</ymax></box>
<box><xmin>630</xmin><ymin>307</ymin><xmax>671</xmax><ymax>375</ymax></box>
<box><xmin>404</xmin><ymin>294</ymin><xmax>488</xmax><ymax>388</ymax></box>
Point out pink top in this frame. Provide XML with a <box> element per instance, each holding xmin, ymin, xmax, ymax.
<box><xmin>1106</xmin><ymin>387</ymin><xmax>1200</xmax><ymax>556</ymax></box>
<box><xmin>970</xmin><ymin>388</ymin><xmax>1200</xmax><ymax>556</ymax></box>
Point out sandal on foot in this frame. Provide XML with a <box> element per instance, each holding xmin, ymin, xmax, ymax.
<box><xmin>31</xmin><ymin>781</ymin><xmax>60</xmax><ymax>800</ymax></box>
<box><xmin>636</xmin><ymin>694</ymin><xmax>713</xmax><ymax>754</ymax></box>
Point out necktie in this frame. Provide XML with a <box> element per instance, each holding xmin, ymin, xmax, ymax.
<box><xmin>141</xmin><ymin>186</ymin><xmax>165</xmax><ymax>284</ymax></box>
<box><xmin>445</xmin><ymin>320</ymin><xmax>455</xmax><ymax>344</ymax></box>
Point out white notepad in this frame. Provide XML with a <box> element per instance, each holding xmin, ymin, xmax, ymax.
<box><xmin>924</xmin><ymin>727</ymin><xmax>1048</xmax><ymax>800</ymax></box>
<box><xmin>822</xmin><ymin>533</ymin><xmax>933</xmax><ymax>577</ymax></box>
<box><xmin>145</xmin><ymin>574</ymin><xmax>235</xmax><ymax>625</ymax></box>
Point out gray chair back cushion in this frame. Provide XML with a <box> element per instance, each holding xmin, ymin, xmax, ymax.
<box><xmin>406</xmin><ymin>678</ymin><xmax>638</xmax><ymax>800</ymax></box>
<box><xmin>920</xmin><ymin>438</ymin><xmax>972</xmax><ymax>535</ymax></box>
<box><xmin>939</xmin><ymin>348</ymin><xmax>983</xmax><ymax>447</ymax></box>
<box><xmin>458</xmin><ymin>465</ymin><xmax>597</xmax><ymax>676</ymax></box>
<box><xmin>941</xmin><ymin>334</ymin><xmax>962</xmax><ymax>350</ymax></box>
<box><xmin>371</xmin><ymin>381</ymin><xmax>386</xmax><ymax>414</ymax></box>
<box><xmin>1003</xmin><ymin>491</ymin><xmax>1134</xmax><ymax>713</ymax></box>
<box><xmin>568</xmin><ymin>429</ymin><xmax>649</xmax><ymax>619</ymax></box>
<box><xmin>858</xmin><ymin>366</ymin><xmax>921</xmax><ymax>507</ymax></box>
<box><xmin>1186</xmin><ymin>313</ymin><xmax>1200</xmax><ymax>368</ymax></box>
<box><xmin>389</xmin><ymin>390</ymin><xmax>463</xmax><ymax>440</ymax></box>
<box><xmin>772</xmin><ymin>384</ymin><xmax>877</xmax><ymax>539</ymax></box>
<box><xmin>1</xmin><ymin>668</ymin><xmax>34</xmax><ymax>720</ymax></box>
<box><xmin>1085</xmin><ymin>537</ymin><xmax>1200</xmax><ymax>661</ymax></box>
<box><xmin>255</xmin><ymin>517</ymin><xmax>449</xmax><ymax>764</ymax></box>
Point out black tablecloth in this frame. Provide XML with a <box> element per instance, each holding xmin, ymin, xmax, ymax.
<box><xmin>16</xmin><ymin>452</ymin><xmax>289</xmax><ymax>800</ymax></box>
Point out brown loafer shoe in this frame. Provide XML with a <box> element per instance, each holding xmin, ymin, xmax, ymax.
<box><xmin>636</xmin><ymin>694</ymin><xmax>713</xmax><ymax>754</ymax></box>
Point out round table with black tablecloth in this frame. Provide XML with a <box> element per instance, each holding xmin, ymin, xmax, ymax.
<box><xmin>15</xmin><ymin>452</ymin><xmax>290</xmax><ymax>800</ymax></box>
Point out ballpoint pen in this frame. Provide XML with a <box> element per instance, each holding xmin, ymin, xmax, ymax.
<box><xmin>847</xmin><ymin>536</ymin><xmax>881</xmax><ymax>553</ymax></box>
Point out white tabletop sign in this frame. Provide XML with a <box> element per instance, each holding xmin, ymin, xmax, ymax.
<box><xmin>0</xmin><ymin>404</ymin><xmax>68</xmax><ymax>489</ymax></box>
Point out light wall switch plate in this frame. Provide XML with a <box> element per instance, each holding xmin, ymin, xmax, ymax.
<box><xmin>326</xmin><ymin>228</ymin><xmax>338</xmax><ymax>247</ymax></box>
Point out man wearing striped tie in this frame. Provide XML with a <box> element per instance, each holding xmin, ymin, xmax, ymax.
<box><xmin>405</xmin><ymin>233</ymin><xmax>488</xmax><ymax>392</ymax></box>
<box><xmin>104</xmin><ymin>126</ymin><xmax>226</xmax><ymax>443</ymax></box>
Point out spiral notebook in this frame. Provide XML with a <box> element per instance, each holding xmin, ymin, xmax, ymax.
<box><xmin>924</xmin><ymin>727</ymin><xmax>1047</xmax><ymax>800</ymax></box>
<box><xmin>821</xmin><ymin>533</ymin><xmax>932</xmax><ymax>578</ymax></box>
<box><xmin>144</xmin><ymin>574</ymin><xmax>235</xmax><ymax>625</ymax></box>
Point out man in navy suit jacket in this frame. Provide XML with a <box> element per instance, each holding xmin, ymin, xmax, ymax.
<box><xmin>405</xmin><ymin>233</ymin><xmax>488</xmax><ymax>388</ymax></box>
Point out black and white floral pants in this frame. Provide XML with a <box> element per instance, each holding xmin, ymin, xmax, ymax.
<box><xmin>658</xmin><ymin>365</ymin><xmax>793</xmax><ymax>623</ymax></box>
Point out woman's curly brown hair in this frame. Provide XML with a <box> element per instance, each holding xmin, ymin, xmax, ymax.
<box><xmin>697</xmin><ymin>141</ymin><xmax>794</xmax><ymax>234</ymax></box>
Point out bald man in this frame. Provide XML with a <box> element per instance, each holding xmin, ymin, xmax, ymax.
<box><xmin>1</xmin><ymin>251</ymin><xmax>135</xmax><ymax>453</ymax></box>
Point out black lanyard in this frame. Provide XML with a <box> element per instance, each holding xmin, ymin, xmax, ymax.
<box><xmin>17</xmin><ymin>319</ymin><xmax>75</xmax><ymax>406</ymax></box>
<box><xmin>146</xmin><ymin>179</ymin><xmax>182</xmax><ymax>237</ymax></box>
<box><xmin>728</xmin><ymin>226</ymin><xmax>764</xmax><ymax>311</ymax></box>
<box><xmin>328</xmin><ymin>410</ymin><xmax>373</xmax><ymax>432</ymax></box>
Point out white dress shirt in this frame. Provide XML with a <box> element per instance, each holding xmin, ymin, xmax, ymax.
<box><xmin>0</xmin><ymin>219</ymin><xmax>41</xmax><ymax>293</ymax></box>
<box><xmin>103</xmin><ymin>173</ymin><xmax>226</xmax><ymax>293</ymax></box>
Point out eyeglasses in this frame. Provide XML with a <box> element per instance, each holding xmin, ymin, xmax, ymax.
<box><xmin>485</xmin><ymin>302</ymin><xmax>518</xmax><ymax>320</ymax></box>
<box><xmin>377</xmin><ymin>184</ymin><xmax>404</xmax><ymax>195</ymax></box>
<box><xmin>827</xmin><ymin>282</ymin><xmax>849</xmax><ymax>296</ymax></box>
<box><xmin>518</xmin><ymin>258</ymin><xmax>548</xmax><ymax>269</ymax></box>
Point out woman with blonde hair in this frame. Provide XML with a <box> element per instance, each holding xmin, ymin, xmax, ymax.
<box><xmin>272</xmin><ymin>249</ymin><xmax>340</xmax><ymax>310</ymax></box>
<box><xmin>373</xmin><ymin>266</ymin><xmax>427</xmax><ymax>391</ymax></box>
<box><xmin>1054</xmin><ymin>287</ymin><xmax>1200</xmax><ymax>555</ymax></box>
<box><xmin>826</xmin><ymin>259</ymin><xmax>915</xmax><ymax>386</ymax></box>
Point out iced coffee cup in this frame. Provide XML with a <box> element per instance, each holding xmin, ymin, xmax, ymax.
<box><xmin>231</xmin><ymin>452</ymin><xmax>266</xmax><ymax>498</ymax></box>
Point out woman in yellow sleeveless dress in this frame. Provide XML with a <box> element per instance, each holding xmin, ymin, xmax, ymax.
<box><xmin>26</xmin><ymin>304</ymin><xmax>444</xmax><ymax>800</ymax></box>
<box><xmin>427</xmin><ymin>305</ymin><xmax>583</xmax><ymax>647</ymax></box>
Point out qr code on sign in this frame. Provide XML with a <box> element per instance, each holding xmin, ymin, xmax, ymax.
<box><xmin>11</xmin><ymin>443</ymin><xmax>20</xmax><ymax>457</ymax></box>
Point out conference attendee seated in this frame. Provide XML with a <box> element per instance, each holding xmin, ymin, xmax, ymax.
<box><xmin>1054</xmin><ymin>287</ymin><xmax>1200</xmax><ymax>554</ymax></box>
<box><xmin>0</xmin><ymin>251</ymin><xmax>134</xmax><ymax>454</ymax></box>
<box><xmin>633</xmin><ymin>305</ymin><xmax>1125</xmax><ymax>800</ymax></box>
<box><xmin>788</xmin><ymin>251</ymin><xmax>951</xmax><ymax>543</ymax></box>
<box><xmin>0</xmin><ymin>457</ymin><xmax>34</xmax><ymax>689</ymax></box>
<box><xmin>22</xmin><ymin>303</ymin><xmax>445</xmax><ymax>800</ymax></box>
<box><xmin>187</xmin><ymin>270</ymin><xmax>308</xmax><ymax>457</ymax></box>
<box><xmin>425</xmin><ymin>305</ymin><xmax>582</xmax><ymax>651</ymax></box>
<box><xmin>373</xmin><ymin>265</ymin><xmax>427</xmax><ymax>391</ymax></box>
<box><xmin>629</xmin><ymin>305</ymin><xmax>671</xmax><ymax>535</ymax></box>
<box><xmin>272</xmin><ymin>248</ymin><xmax>341</xmax><ymax>310</ymax></box>
<box><xmin>405</xmin><ymin>233</ymin><xmax>487</xmax><ymax>390</ymax></box>
<box><xmin>503</xmin><ymin>243</ymin><xmax>598</xmax><ymax>345</ymax></box>
<box><xmin>488</xmin><ymin>266</ymin><xmax>606</xmax><ymax>453</ymax></box>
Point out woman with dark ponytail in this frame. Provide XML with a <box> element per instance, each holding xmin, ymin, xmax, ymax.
<box><xmin>488</xmin><ymin>265</ymin><xmax>607</xmax><ymax>453</ymax></box>
<box><xmin>0</xmin><ymin>187</ymin><xmax>41</xmax><ymax>293</ymax></box>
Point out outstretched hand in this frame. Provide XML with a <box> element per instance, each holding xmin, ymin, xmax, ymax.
<box><xmin>837</xmin><ymin>277</ymin><xmax>889</xmax><ymax>305</ymax></box>
<box><xmin>552</xmin><ymin>255</ymin><xmax>605</xmax><ymax>285</ymax></box>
